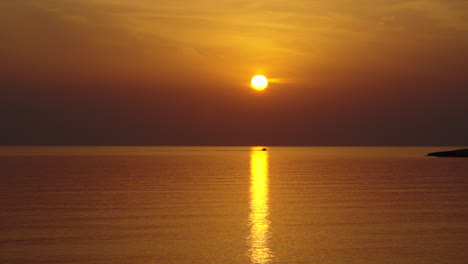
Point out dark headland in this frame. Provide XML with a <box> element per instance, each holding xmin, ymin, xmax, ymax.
<box><xmin>427</xmin><ymin>149</ymin><xmax>468</xmax><ymax>157</ymax></box>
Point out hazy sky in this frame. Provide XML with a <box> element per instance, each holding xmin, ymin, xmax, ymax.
<box><xmin>1</xmin><ymin>0</ymin><xmax>467</xmax><ymax>145</ymax></box>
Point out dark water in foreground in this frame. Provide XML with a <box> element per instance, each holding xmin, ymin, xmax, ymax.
<box><xmin>1</xmin><ymin>147</ymin><xmax>468</xmax><ymax>264</ymax></box>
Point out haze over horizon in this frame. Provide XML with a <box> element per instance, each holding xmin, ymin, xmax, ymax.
<box><xmin>1</xmin><ymin>0</ymin><xmax>467</xmax><ymax>146</ymax></box>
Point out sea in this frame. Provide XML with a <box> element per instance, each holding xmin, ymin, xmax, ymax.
<box><xmin>1</xmin><ymin>146</ymin><xmax>467</xmax><ymax>264</ymax></box>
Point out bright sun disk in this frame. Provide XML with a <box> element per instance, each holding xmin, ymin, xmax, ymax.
<box><xmin>251</xmin><ymin>75</ymin><xmax>268</xmax><ymax>91</ymax></box>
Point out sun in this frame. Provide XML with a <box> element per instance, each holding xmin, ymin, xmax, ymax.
<box><xmin>251</xmin><ymin>75</ymin><xmax>268</xmax><ymax>91</ymax></box>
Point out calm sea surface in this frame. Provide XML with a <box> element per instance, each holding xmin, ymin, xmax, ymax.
<box><xmin>1</xmin><ymin>147</ymin><xmax>467</xmax><ymax>264</ymax></box>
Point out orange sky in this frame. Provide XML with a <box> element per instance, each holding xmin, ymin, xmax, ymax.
<box><xmin>1</xmin><ymin>0</ymin><xmax>467</xmax><ymax>145</ymax></box>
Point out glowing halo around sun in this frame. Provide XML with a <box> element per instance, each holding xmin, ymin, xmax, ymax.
<box><xmin>251</xmin><ymin>75</ymin><xmax>268</xmax><ymax>91</ymax></box>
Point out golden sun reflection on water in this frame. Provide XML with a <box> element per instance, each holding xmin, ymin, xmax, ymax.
<box><xmin>249</xmin><ymin>148</ymin><xmax>272</xmax><ymax>264</ymax></box>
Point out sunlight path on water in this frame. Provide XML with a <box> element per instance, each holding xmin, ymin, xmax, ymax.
<box><xmin>249</xmin><ymin>148</ymin><xmax>272</xmax><ymax>263</ymax></box>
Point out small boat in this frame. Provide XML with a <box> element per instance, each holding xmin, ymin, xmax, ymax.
<box><xmin>427</xmin><ymin>149</ymin><xmax>468</xmax><ymax>157</ymax></box>
<box><xmin>261</xmin><ymin>148</ymin><xmax>267</xmax><ymax>151</ymax></box>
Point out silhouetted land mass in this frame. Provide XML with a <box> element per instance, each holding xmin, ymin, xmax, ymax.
<box><xmin>427</xmin><ymin>149</ymin><xmax>468</xmax><ymax>157</ymax></box>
